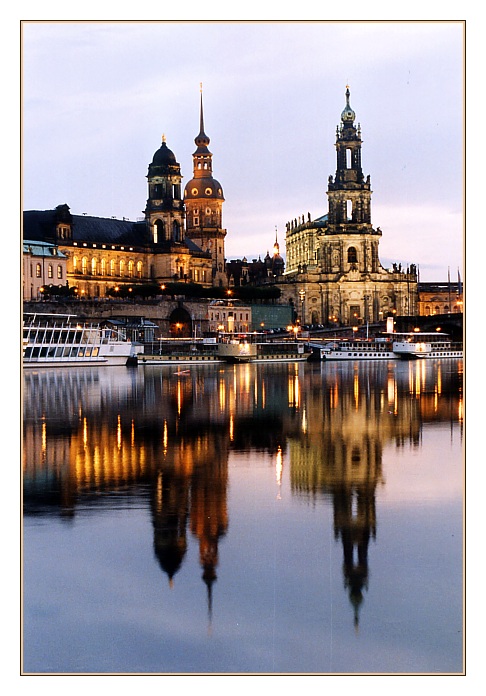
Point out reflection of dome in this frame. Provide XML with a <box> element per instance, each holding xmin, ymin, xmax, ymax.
<box><xmin>341</xmin><ymin>86</ymin><xmax>356</xmax><ymax>124</ymax></box>
<box><xmin>184</xmin><ymin>178</ymin><xmax>224</xmax><ymax>200</ymax></box>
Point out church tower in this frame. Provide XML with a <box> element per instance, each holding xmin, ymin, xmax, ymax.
<box><xmin>184</xmin><ymin>86</ymin><xmax>227</xmax><ymax>286</ymax></box>
<box><xmin>282</xmin><ymin>86</ymin><xmax>418</xmax><ymax>325</ymax></box>
<box><xmin>324</xmin><ymin>86</ymin><xmax>380</xmax><ymax>274</ymax></box>
<box><xmin>145</xmin><ymin>136</ymin><xmax>185</xmax><ymax>246</ymax></box>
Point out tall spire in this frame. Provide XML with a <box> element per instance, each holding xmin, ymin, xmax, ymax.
<box><xmin>195</xmin><ymin>82</ymin><xmax>210</xmax><ymax>148</ymax></box>
<box><xmin>199</xmin><ymin>82</ymin><xmax>205</xmax><ymax>134</ymax></box>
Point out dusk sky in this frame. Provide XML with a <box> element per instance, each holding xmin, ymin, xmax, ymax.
<box><xmin>22</xmin><ymin>20</ymin><xmax>464</xmax><ymax>282</ymax></box>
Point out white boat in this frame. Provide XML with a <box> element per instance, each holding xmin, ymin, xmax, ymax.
<box><xmin>310</xmin><ymin>332</ymin><xmax>462</xmax><ymax>361</ymax></box>
<box><xmin>391</xmin><ymin>332</ymin><xmax>463</xmax><ymax>359</ymax></box>
<box><xmin>23</xmin><ymin>313</ymin><xmax>136</xmax><ymax>367</ymax></box>
<box><xmin>217</xmin><ymin>333</ymin><xmax>310</xmax><ymax>363</ymax></box>
<box><xmin>310</xmin><ymin>336</ymin><xmax>396</xmax><ymax>361</ymax></box>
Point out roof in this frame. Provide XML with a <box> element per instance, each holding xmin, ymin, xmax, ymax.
<box><xmin>23</xmin><ymin>239</ymin><xmax>67</xmax><ymax>258</ymax></box>
<box><xmin>23</xmin><ymin>208</ymin><xmax>208</xmax><ymax>255</ymax></box>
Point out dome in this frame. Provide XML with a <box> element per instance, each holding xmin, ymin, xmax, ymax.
<box><xmin>341</xmin><ymin>86</ymin><xmax>356</xmax><ymax>124</ymax></box>
<box><xmin>184</xmin><ymin>177</ymin><xmax>225</xmax><ymax>201</ymax></box>
<box><xmin>151</xmin><ymin>140</ymin><xmax>177</xmax><ymax>166</ymax></box>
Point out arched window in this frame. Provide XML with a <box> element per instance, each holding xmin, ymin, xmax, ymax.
<box><xmin>91</xmin><ymin>258</ymin><xmax>97</xmax><ymax>275</ymax></box>
<box><xmin>128</xmin><ymin>260</ymin><xmax>134</xmax><ymax>277</ymax></box>
<box><xmin>347</xmin><ymin>247</ymin><xmax>358</xmax><ymax>263</ymax></box>
<box><xmin>154</xmin><ymin>219</ymin><xmax>166</xmax><ymax>243</ymax></box>
<box><xmin>73</xmin><ymin>256</ymin><xmax>78</xmax><ymax>272</ymax></box>
<box><xmin>100</xmin><ymin>259</ymin><xmax>106</xmax><ymax>276</ymax></box>
<box><xmin>119</xmin><ymin>259</ymin><xmax>125</xmax><ymax>276</ymax></box>
<box><xmin>173</xmin><ymin>220</ymin><xmax>181</xmax><ymax>242</ymax></box>
<box><xmin>48</xmin><ymin>264</ymin><xmax>53</xmax><ymax>278</ymax></box>
<box><xmin>110</xmin><ymin>259</ymin><xmax>115</xmax><ymax>276</ymax></box>
<box><xmin>57</xmin><ymin>265</ymin><xmax>63</xmax><ymax>279</ymax></box>
<box><xmin>36</xmin><ymin>263</ymin><xmax>42</xmax><ymax>278</ymax></box>
<box><xmin>81</xmin><ymin>257</ymin><xmax>88</xmax><ymax>275</ymax></box>
<box><xmin>136</xmin><ymin>261</ymin><xmax>142</xmax><ymax>278</ymax></box>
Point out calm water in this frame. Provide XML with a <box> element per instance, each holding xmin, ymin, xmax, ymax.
<box><xmin>22</xmin><ymin>359</ymin><xmax>464</xmax><ymax>674</ymax></box>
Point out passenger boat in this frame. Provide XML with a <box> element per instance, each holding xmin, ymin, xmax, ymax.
<box><xmin>309</xmin><ymin>336</ymin><xmax>396</xmax><ymax>361</ymax></box>
<box><xmin>138</xmin><ymin>334</ymin><xmax>310</xmax><ymax>365</ymax></box>
<box><xmin>216</xmin><ymin>333</ymin><xmax>310</xmax><ymax>363</ymax></box>
<box><xmin>23</xmin><ymin>313</ymin><xmax>136</xmax><ymax>367</ymax></box>
<box><xmin>309</xmin><ymin>331</ymin><xmax>462</xmax><ymax>361</ymax></box>
<box><xmin>390</xmin><ymin>332</ymin><xmax>463</xmax><ymax>359</ymax></box>
<box><xmin>137</xmin><ymin>338</ymin><xmax>224</xmax><ymax>365</ymax></box>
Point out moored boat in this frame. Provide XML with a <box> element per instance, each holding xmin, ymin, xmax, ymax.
<box><xmin>309</xmin><ymin>331</ymin><xmax>462</xmax><ymax>361</ymax></box>
<box><xmin>391</xmin><ymin>332</ymin><xmax>463</xmax><ymax>359</ymax></box>
<box><xmin>217</xmin><ymin>333</ymin><xmax>310</xmax><ymax>363</ymax></box>
<box><xmin>309</xmin><ymin>336</ymin><xmax>396</xmax><ymax>361</ymax></box>
<box><xmin>23</xmin><ymin>313</ymin><xmax>136</xmax><ymax>367</ymax></box>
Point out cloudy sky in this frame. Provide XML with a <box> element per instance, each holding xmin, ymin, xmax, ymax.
<box><xmin>22</xmin><ymin>20</ymin><xmax>464</xmax><ymax>281</ymax></box>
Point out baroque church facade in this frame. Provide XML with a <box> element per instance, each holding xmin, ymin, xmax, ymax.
<box><xmin>23</xmin><ymin>91</ymin><xmax>227</xmax><ymax>300</ymax></box>
<box><xmin>279</xmin><ymin>87</ymin><xmax>418</xmax><ymax>326</ymax></box>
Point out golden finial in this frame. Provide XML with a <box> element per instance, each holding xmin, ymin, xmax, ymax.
<box><xmin>200</xmin><ymin>82</ymin><xmax>203</xmax><ymax>93</ymax></box>
<box><xmin>162</xmin><ymin>133</ymin><xmax>166</xmax><ymax>143</ymax></box>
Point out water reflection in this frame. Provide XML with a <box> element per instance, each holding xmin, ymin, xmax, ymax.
<box><xmin>23</xmin><ymin>359</ymin><xmax>463</xmax><ymax>668</ymax></box>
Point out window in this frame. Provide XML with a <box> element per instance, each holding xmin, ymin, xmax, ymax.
<box><xmin>346</xmin><ymin>149</ymin><xmax>352</xmax><ymax>168</ymax></box>
<box><xmin>100</xmin><ymin>259</ymin><xmax>106</xmax><ymax>276</ymax></box>
<box><xmin>73</xmin><ymin>256</ymin><xmax>78</xmax><ymax>271</ymax></box>
<box><xmin>57</xmin><ymin>265</ymin><xmax>63</xmax><ymax>279</ymax></box>
<box><xmin>48</xmin><ymin>264</ymin><xmax>53</xmax><ymax>278</ymax></box>
<box><xmin>347</xmin><ymin>247</ymin><xmax>357</xmax><ymax>263</ymax></box>
<box><xmin>81</xmin><ymin>257</ymin><xmax>88</xmax><ymax>275</ymax></box>
<box><xmin>136</xmin><ymin>261</ymin><xmax>142</xmax><ymax>278</ymax></box>
<box><xmin>119</xmin><ymin>260</ymin><xmax>125</xmax><ymax>276</ymax></box>
<box><xmin>36</xmin><ymin>263</ymin><xmax>41</xmax><ymax>278</ymax></box>
<box><xmin>128</xmin><ymin>260</ymin><xmax>134</xmax><ymax>277</ymax></box>
<box><xmin>91</xmin><ymin>258</ymin><xmax>97</xmax><ymax>275</ymax></box>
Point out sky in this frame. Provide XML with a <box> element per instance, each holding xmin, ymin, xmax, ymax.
<box><xmin>21</xmin><ymin>20</ymin><xmax>464</xmax><ymax>282</ymax></box>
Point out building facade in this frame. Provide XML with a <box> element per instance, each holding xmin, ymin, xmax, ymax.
<box><xmin>207</xmin><ymin>299</ymin><xmax>252</xmax><ymax>333</ymax></box>
<box><xmin>280</xmin><ymin>87</ymin><xmax>418</xmax><ymax>326</ymax></box>
<box><xmin>23</xmin><ymin>240</ymin><xmax>68</xmax><ymax>301</ymax></box>
<box><xmin>417</xmin><ymin>281</ymin><xmax>463</xmax><ymax>316</ymax></box>
<box><xmin>23</xmin><ymin>99</ymin><xmax>225</xmax><ymax>298</ymax></box>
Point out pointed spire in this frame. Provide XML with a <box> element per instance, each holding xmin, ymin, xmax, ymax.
<box><xmin>341</xmin><ymin>84</ymin><xmax>356</xmax><ymax>125</ymax></box>
<box><xmin>199</xmin><ymin>82</ymin><xmax>205</xmax><ymax>134</ymax></box>
<box><xmin>195</xmin><ymin>82</ymin><xmax>210</xmax><ymax>148</ymax></box>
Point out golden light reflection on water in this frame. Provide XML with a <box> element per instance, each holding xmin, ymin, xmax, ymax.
<box><xmin>23</xmin><ymin>360</ymin><xmax>463</xmax><ymax>622</ymax></box>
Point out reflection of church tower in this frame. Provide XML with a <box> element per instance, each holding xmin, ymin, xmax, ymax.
<box><xmin>151</xmin><ymin>469</ymin><xmax>190</xmax><ymax>586</ymax></box>
<box><xmin>145</xmin><ymin>135</ymin><xmax>185</xmax><ymax>247</ymax></box>
<box><xmin>190</xmin><ymin>437</ymin><xmax>229</xmax><ymax>629</ymax></box>
<box><xmin>333</xmin><ymin>483</ymin><xmax>376</xmax><ymax>630</ymax></box>
<box><xmin>184</xmin><ymin>85</ymin><xmax>227</xmax><ymax>286</ymax></box>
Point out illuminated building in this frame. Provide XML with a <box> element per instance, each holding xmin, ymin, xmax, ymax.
<box><xmin>282</xmin><ymin>87</ymin><xmax>419</xmax><ymax>326</ymax></box>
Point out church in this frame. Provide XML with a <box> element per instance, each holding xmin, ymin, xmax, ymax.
<box><xmin>23</xmin><ymin>91</ymin><xmax>227</xmax><ymax>300</ymax></box>
<box><xmin>278</xmin><ymin>87</ymin><xmax>418</xmax><ymax>326</ymax></box>
<box><xmin>23</xmin><ymin>86</ymin><xmax>418</xmax><ymax>328</ymax></box>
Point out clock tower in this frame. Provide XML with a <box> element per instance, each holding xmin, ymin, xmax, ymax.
<box><xmin>184</xmin><ymin>86</ymin><xmax>227</xmax><ymax>286</ymax></box>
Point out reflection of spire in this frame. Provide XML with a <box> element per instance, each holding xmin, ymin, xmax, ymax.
<box><xmin>202</xmin><ymin>554</ymin><xmax>217</xmax><ymax>635</ymax></box>
<box><xmin>275</xmin><ymin>445</ymin><xmax>283</xmax><ymax>499</ymax></box>
<box><xmin>334</xmin><ymin>486</ymin><xmax>374</xmax><ymax>629</ymax></box>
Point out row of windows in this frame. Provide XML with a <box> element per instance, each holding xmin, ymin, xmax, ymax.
<box><xmin>209</xmin><ymin>312</ymin><xmax>250</xmax><ymax>321</ymax></box>
<box><xmin>72</xmin><ymin>257</ymin><xmax>143</xmax><ymax>277</ymax></box>
<box><xmin>32</xmin><ymin>263</ymin><xmax>63</xmax><ymax>279</ymax></box>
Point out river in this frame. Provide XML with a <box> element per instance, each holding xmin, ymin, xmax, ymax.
<box><xmin>22</xmin><ymin>359</ymin><xmax>464</xmax><ymax>674</ymax></box>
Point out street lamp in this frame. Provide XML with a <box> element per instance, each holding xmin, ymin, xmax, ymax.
<box><xmin>299</xmin><ymin>289</ymin><xmax>306</xmax><ymax>324</ymax></box>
